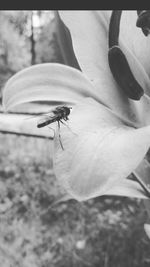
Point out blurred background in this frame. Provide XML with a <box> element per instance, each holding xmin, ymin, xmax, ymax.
<box><xmin>0</xmin><ymin>10</ymin><xmax>150</xmax><ymax>267</ymax></box>
<box><xmin>0</xmin><ymin>11</ymin><xmax>66</xmax><ymax>96</ymax></box>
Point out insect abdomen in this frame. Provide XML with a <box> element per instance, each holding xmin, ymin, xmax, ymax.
<box><xmin>37</xmin><ymin>117</ymin><xmax>58</xmax><ymax>128</ymax></box>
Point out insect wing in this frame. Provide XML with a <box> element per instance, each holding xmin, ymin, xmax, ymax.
<box><xmin>24</xmin><ymin>110</ymin><xmax>52</xmax><ymax>121</ymax></box>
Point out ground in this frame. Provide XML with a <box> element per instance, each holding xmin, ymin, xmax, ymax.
<box><xmin>0</xmin><ymin>134</ymin><xmax>149</xmax><ymax>267</ymax></box>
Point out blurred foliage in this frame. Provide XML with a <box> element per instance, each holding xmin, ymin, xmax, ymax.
<box><xmin>35</xmin><ymin>11</ymin><xmax>64</xmax><ymax>64</ymax></box>
<box><xmin>0</xmin><ymin>134</ymin><xmax>150</xmax><ymax>267</ymax></box>
<box><xmin>0</xmin><ymin>11</ymin><xmax>29</xmax><ymax>89</ymax></box>
<box><xmin>0</xmin><ymin>10</ymin><xmax>65</xmax><ymax>93</ymax></box>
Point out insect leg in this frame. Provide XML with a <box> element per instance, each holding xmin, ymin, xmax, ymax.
<box><xmin>60</xmin><ymin>120</ymin><xmax>78</xmax><ymax>137</ymax></box>
<box><xmin>58</xmin><ymin>121</ymin><xmax>64</xmax><ymax>150</ymax></box>
<box><xmin>60</xmin><ymin>119</ymin><xmax>68</xmax><ymax>127</ymax></box>
<box><xmin>47</xmin><ymin>126</ymin><xmax>55</xmax><ymax>139</ymax></box>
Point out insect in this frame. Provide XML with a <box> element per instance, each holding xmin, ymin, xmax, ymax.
<box><xmin>37</xmin><ymin>105</ymin><xmax>72</xmax><ymax>150</ymax></box>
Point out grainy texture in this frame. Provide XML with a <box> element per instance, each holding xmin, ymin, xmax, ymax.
<box><xmin>0</xmin><ymin>134</ymin><xmax>149</xmax><ymax>267</ymax></box>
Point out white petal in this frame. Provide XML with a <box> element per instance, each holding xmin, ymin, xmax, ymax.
<box><xmin>60</xmin><ymin>11</ymin><xmax>150</xmax><ymax>126</ymax></box>
<box><xmin>53</xmin><ymin>98</ymin><xmax>150</xmax><ymax>201</ymax></box>
<box><xmin>61</xmin><ymin>11</ymin><xmax>150</xmax><ymax>89</ymax></box>
<box><xmin>2</xmin><ymin>63</ymin><xmax>102</xmax><ymax>111</ymax></box>
<box><xmin>120</xmin><ymin>11</ymin><xmax>150</xmax><ymax>78</ymax></box>
<box><xmin>144</xmin><ymin>224</ymin><xmax>150</xmax><ymax>239</ymax></box>
<box><xmin>0</xmin><ymin>113</ymin><xmax>52</xmax><ymax>138</ymax></box>
<box><xmin>130</xmin><ymin>94</ymin><xmax>150</xmax><ymax>126</ymax></box>
<box><xmin>120</xmin><ymin>42</ymin><xmax>150</xmax><ymax>97</ymax></box>
<box><xmin>106</xmin><ymin>159</ymin><xmax>150</xmax><ymax>199</ymax></box>
<box><xmin>104</xmin><ymin>179</ymin><xmax>148</xmax><ymax>199</ymax></box>
<box><xmin>60</xmin><ymin>11</ymin><xmax>111</xmax><ymax>82</ymax></box>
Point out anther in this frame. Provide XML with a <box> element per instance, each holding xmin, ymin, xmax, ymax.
<box><xmin>136</xmin><ymin>10</ymin><xmax>150</xmax><ymax>36</ymax></box>
<box><xmin>108</xmin><ymin>11</ymin><xmax>144</xmax><ymax>100</ymax></box>
<box><xmin>108</xmin><ymin>46</ymin><xmax>144</xmax><ymax>100</ymax></box>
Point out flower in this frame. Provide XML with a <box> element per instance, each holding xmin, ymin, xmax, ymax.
<box><xmin>2</xmin><ymin>11</ymin><xmax>150</xmax><ymax>202</ymax></box>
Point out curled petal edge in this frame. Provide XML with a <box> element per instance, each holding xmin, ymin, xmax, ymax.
<box><xmin>2</xmin><ymin>63</ymin><xmax>107</xmax><ymax>111</ymax></box>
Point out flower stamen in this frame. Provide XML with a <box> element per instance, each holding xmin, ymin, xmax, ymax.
<box><xmin>136</xmin><ymin>10</ymin><xmax>150</xmax><ymax>36</ymax></box>
<box><xmin>108</xmin><ymin>11</ymin><xmax>144</xmax><ymax>100</ymax></box>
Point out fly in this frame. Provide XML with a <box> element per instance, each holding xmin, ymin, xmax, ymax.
<box><xmin>37</xmin><ymin>105</ymin><xmax>72</xmax><ymax>150</ymax></box>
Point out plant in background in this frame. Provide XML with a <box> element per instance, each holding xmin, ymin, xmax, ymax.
<box><xmin>3</xmin><ymin>10</ymin><xmax>150</xmax><ymax>236</ymax></box>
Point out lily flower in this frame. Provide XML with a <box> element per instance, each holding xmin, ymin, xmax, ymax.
<box><xmin>2</xmin><ymin>10</ymin><xmax>150</xmax><ymax>202</ymax></box>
